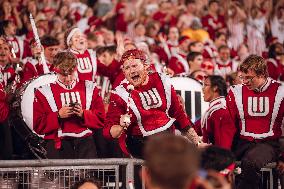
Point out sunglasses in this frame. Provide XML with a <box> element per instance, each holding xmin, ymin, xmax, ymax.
<box><xmin>201</xmin><ymin>63</ymin><xmax>214</xmax><ymax>70</ymax></box>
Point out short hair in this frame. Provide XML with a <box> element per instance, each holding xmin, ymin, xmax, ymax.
<box><xmin>0</xmin><ymin>20</ymin><xmax>12</xmax><ymax>36</ymax></box>
<box><xmin>96</xmin><ymin>45</ymin><xmax>117</xmax><ymax>57</ymax></box>
<box><xmin>185</xmin><ymin>0</ymin><xmax>195</xmax><ymax>5</ymax></box>
<box><xmin>41</xmin><ymin>35</ymin><xmax>60</xmax><ymax>47</ymax></box>
<box><xmin>201</xmin><ymin>146</ymin><xmax>235</xmax><ymax>172</ymax></box>
<box><xmin>206</xmin><ymin>75</ymin><xmax>228</xmax><ymax>96</ymax></box>
<box><xmin>53</xmin><ymin>51</ymin><xmax>77</xmax><ymax>75</ymax></box>
<box><xmin>209</xmin><ymin>0</ymin><xmax>219</xmax><ymax>6</ymax></box>
<box><xmin>187</xmin><ymin>51</ymin><xmax>202</xmax><ymax>62</ymax></box>
<box><xmin>226</xmin><ymin>72</ymin><xmax>238</xmax><ymax>86</ymax></box>
<box><xmin>240</xmin><ymin>54</ymin><xmax>268</xmax><ymax>77</ymax></box>
<box><xmin>144</xmin><ymin>133</ymin><xmax>200</xmax><ymax>189</ymax></box>
<box><xmin>71</xmin><ymin>178</ymin><xmax>102</xmax><ymax>189</ymax></box>
<box><xmin>121</xmin><ymin>49</ymin><xmax>147</xmax><ymax>64</ymax></box>
<box><xmin>215</xmin><ymin>32</ymin><xmax>226</xmax><ymax>40</ymax></box>
<box><xmin>218</xmin><ymin>45</ymin><xmax>230</xmax><ymax>52</ymax></box>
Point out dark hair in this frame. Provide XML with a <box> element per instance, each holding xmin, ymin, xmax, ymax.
<box><xmin>209</xmin><ymin>0</ymin><xmax>219</xmax><ymax>7</ymax></box>
<box><xmin>185</xmin><ymin>0</ymin><xmax>196</xmax><ymax>5</ymax></box>
<box><xmin>41</xmin><ymin>35</ymin><xmax>60</xmax><ymax>47</ymax></box>
<box><xmin>206</xmin><ymin>75</ymin><xmax>228</xmax><ymax>96</ymax></box>
<box><xmin>144</xmin><ymin>133</ymin><xmax>200</xmax><ymax>189</ymax></box>
<box><xmin>0</xmin><ymin>20</ymin><xmax>12</xmax><ymax>36</ymax></box>
<box><xmin>218</xmin><ymin>45</ymin><xmax>230</xmax><ymax>52</ymax></box>
<box><xmin>215</xmin><ymin>32</ymin><xmax>226</xmax><ymax>40</ymax></box>
<box><xmin>240</xmin><ymin>54</ymin><xmax>268</xmax><ymax>77</ymax></box>
<box><xmin>71</xmin><ymin>178</ymin><xmax>102</xmax><ymax>189</ymax></box>
<box><xmin>268</xmin><ymin>42</ymin><xmax>283</xmax><ymax>59</ymax></box>
<box><xmin>96</xmin><ymin>45</ymin><xmax>117</xmax><ymax>57</ymax></box>
<box><xmin>187</xmin><ymin>51</ymin><xmax>202</xmax><ymax>62</ymax></box>
<box><xmin>201</xmin><ymin>146</ymin><xmax>235</xmax><ymax>171</ymax></box>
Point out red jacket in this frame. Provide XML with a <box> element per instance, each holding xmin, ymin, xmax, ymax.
<box><xmin>33</xmin><ymin>80</ymin><xmax>105</xmax><ymax>140</ymax></box>
<box><xmin>226</xmin><ymin>78</ymin><xmax>284</xmax><ymax>141</ymax></box>
<box><xmin>201</xmin><ymin>97</ymin><xmax>236</xmax><ymax>149</ymax></box>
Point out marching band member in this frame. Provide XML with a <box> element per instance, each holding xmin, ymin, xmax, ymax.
<box><xmin>201</xmin><ymin>75</ymin><xmax>235</xmax><ymax>149</ymax></box>
<box><xmin>168</xmin><ymin>36</ymin><xmax>191</xmax><ymax>75</ymax></box>
<box><xmin>22</xmin><ymin>36</ymin><xmax>60</xmax><ymax>84</ymax></box>
<box><xmin>103</xmin><ymin>49</ymin><xmax>203</xmax><ymax>158</ymax></box>
<box><xmin>214</xmin><ymin>45</ymin><xmax>239</xmax><ymax>78</ymax></box>
<box><xmin>33</xmin><ymin>51</ymin><xmax>105</xmax><ymax>159</ymax></box>
<box><xmin>0</xmin><ymin>37</ymin><xmax>16</xmax><ymax>88</ymax></box>
<box><xmin>65</xmin><ymin>27</ymin><xmax>108</xmax><ymax>82</ymax></box>
<box><xmin>226</xmin><ymin>55</ymin><xmax>284</xmax><ymax>189</ymax></box>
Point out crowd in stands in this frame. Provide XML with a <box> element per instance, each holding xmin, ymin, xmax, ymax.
<box><xmin>0</xmin><ymin>0</ymin><xmax>284</xmax><ymax>188</ymax></box>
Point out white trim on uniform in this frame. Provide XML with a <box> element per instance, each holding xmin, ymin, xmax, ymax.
<box><xmin>231</xmin><ymin>83</ymin><xmax>284</xmax><ymax>139</ymax></box>
<box><xmin>114</xmin><ymin>73</ymin><xmax>175</xmax><ymax>137</ymax></box>
<box><xmin>172</xmin><ymin>53</ymin><xmax>190</xmax><ymax>73</ymax></box>
<box><xmin>37</xmin><ymin>85</ymin><xmax>58</xmax><ymax>112</ymax></box>
<box><xmin>85</xmin><ymin>80</ymin><xmax>96</xmax><ymax>110</ymax></box>
<box><xmin>87</xmin><ymin>49</ymin><xmax>97</xmax><ymax>82</ymax></box>
<box><xmin>58</xmin><ymin>129</ymin><xmax>92</xmax><ymax>137</ymax></box>
<box><xmin>201</xmin><ymin>97</ymin><xmax>226</xmax><ymax>130</ymax></box>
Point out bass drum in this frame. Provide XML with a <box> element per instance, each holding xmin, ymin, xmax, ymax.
<box><xmin>170</xmin><ymin>76</ymin><xmax>209</xmax><ymax>123</ymax></box>
<box><xmin>17</xmin><ymin>73</ymin><xmax>57</xmax><ymax>132</ymax></box>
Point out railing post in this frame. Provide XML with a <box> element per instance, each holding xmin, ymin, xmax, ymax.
<box><xmin>126</xmin><ymin>160</ymin><xmax>134</xmax><ymax>189</ymax></box>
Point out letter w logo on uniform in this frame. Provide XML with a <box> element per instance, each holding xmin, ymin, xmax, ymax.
<box><xmin>248</xmin><ymin>97</ymin><xmax>269</xmax><ymax>116</ymax></box>
<box><xmin>139</xmin><ymin>88</ymin><xmax>162</xmax><ymax>110</ymax></box>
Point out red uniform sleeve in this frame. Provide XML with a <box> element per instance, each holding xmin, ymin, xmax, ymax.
<box><xmin>169</xmin><ymin>86</ymin><xmax>193</xmax><ymax>131</ymax></box>
<box><xmin>226</xmin><ymin>88</ymin><xmax>239</xmax><ymax>124</ymax></box>
<box><xmin>22</xmin><ymin>62</ymin><xmax>37</xmax><ymax>84</ymax></box>
<box><xmin>0</xmin><ymin>87</ymin><xmax>9</xmax><ymax>122</ymax></box>
<box><xmin>103</xmin><ymin>93</ymin><xmax>126</xmax><ymax>139</ymax></box>
<box><xmin>33</xmin><ymin>90</ymin><xmax>60</xmax><ymax>135</ymax></box>
<box><xmin>168</xmin><ymin>57</ymin><xmax>184</xmax><ymax>75</ymax></box>
<box><xmin>82</xmin><ymin>87</ymin><xmax>105</xmax><ymax>129</ymax></box>
<box><xmin>211</xmin><ymin>109</ymin><xmax>236</xmax><ymax>149</ymax></box>
<box><xmin>267</xmin><ymin>60</ymin><xmax>280</xmax><ymax>80</ymax></box>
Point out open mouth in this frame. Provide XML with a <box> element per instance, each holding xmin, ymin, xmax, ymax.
<box><xmin>131</xmin><ymin>74</ymin><xmax>140</xmax><ymax>82</ymax></box>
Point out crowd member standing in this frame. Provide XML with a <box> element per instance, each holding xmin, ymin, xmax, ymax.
<box><xmin>33</xmin><ymin>51</ymin><xmax>105</xmax><ymax>159</ymax></box>
<box><xmin>103</xmin><ymin>49</ymin><xmax>203</xmax><ymax>158</ymax></box>
<box><xmin>226</xmin><ymin>55</ymin><xmax>284</xmax><ymax>189</ymax></box>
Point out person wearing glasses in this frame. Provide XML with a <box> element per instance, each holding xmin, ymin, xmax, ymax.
<box><xmin>226</xmin><ymin>54</ymin><xmax>284</xmax><ymax>189</ymax></box>
<box><xmin>33</xmin><ymin>51</ymin><xmax>105</xmax><ymax>159</ymax></box>
<box><xmin>201</xmin><ymin>75</ymin><xmax>235</xmax><ymax>149</ymax></box>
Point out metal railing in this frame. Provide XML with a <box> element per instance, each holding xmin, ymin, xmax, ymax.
<box><xmin>0</xmin><ymin>159</ymin><xmax>277</xmax><ymax>189</ymax></box>
<box><xmin>0</xmin><ymin>159</ymin><xmax>143</xmax><ymax>189</ymax></box>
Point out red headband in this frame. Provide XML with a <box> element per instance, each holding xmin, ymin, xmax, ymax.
<box><xmin>121</xmin><ymin>49</ymin><xmax>147</xmax><ymax>64</ymax></box>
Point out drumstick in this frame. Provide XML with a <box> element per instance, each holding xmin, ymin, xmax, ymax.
<box><xmin>123</xmin><ymin>84</ymin><xmax>134</xmax><ymax>127</ymax></box>
<box><xmin>29</xmin><ymin>13</ymin><xmax>50</xmax><ymax>74</ymax></box>
<box><xmin>126</xmin><ymin>84</ymin><xmax>134</xmax><ymax>113</ymax></box>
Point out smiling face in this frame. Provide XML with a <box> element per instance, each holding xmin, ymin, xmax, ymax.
<box><xmin>0</xmin><ymin>38</ymin><xmax>11</xmax><ymax>65</ymax></box>
<box><xmin>122</xmin><ymin>58</ymin><xmax>149</xmax><ymax>87</ymax></box>
<box><xmin>70</xmin><ymin>30</ymin><xmax>87</xmax><ymax>52</ymax></box>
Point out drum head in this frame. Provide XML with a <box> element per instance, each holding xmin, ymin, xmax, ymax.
<box><xmin>171</xmin><ymin>76</ymin><xmax>209</xmax><ymax>123</ymax></box>
<box><xmin>21</xmin><ymin>73</ymin><xmax>57</xmax><ymax>131</ymax></box>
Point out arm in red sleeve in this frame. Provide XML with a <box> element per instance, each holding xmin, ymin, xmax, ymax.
<box><xmin>226</xmin><ymin>88</ymin><xmax>239</xmax><ymax>125</ymax></box>
<box><xmin>82</xmin><ymin>87</ymin><xmax>105</xmax><ymax>129</ymax></box>
<box><xmin>103</xmin><ymin>93</ymin><xmax>126</xmax><ymax>139</ymax></box>
<box><xmin>22</xmin><ymin>62</ymin><xmax>37</xmax><ymax>84</ymax></box>
<box><xmin>33</xmin><ymin>90</ymin><xmax>60</xmax><ymax>135</ymax></box>
<box><xmin>212</xmin><ymin>109</ymin><xmax>236</xmax><ymax>149</ymax></box>
<box><xmin>169</xmin><ymin>86</ymin><xmax>193</xmax><ymax>131</ymax></box>
<box><xmin>0</xmin><ymin>88</ymin><xmax>9</xmax><ymax>122</ymax></box>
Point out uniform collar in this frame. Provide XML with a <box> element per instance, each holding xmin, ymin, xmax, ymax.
<box><xmin>254</xmin><ymin>77</ymin><xmax>272</xmax><ymax>93</ymax></box>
